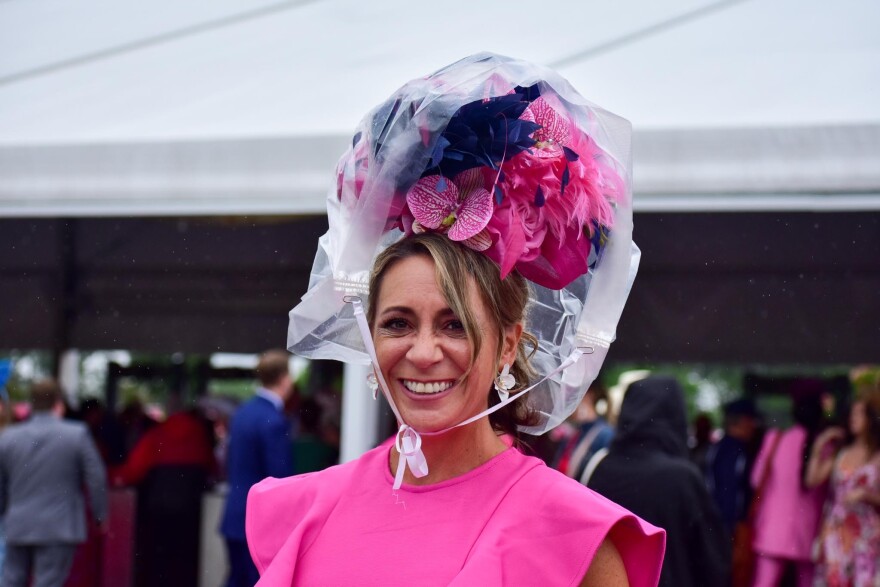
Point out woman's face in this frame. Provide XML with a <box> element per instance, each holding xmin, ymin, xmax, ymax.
<box><xmin>850</xmin><ymin>400</ymin><xmax>867</xmax><ymax>436</ymax></box>
<box><xmin>372</xmin><ymin>254</ymin><xmax>519</xmax><ymax>433</ymax></box>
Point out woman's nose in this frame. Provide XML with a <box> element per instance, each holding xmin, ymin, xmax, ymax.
<box><xmin>405</xmin><ymin>331</ymin><xmax>443</xmax><ymax>366</ymax></box>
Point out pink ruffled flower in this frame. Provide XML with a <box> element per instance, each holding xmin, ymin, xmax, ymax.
<box><xmin>484</xmin><ymin>198</ymin><xmax>590</xmax><ymax>289</ymax></box>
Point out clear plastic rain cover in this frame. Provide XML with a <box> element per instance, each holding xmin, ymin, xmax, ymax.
<box><xmin>288</xmin><ymin>52</ymin><xmax>640</xmax><ymax>435</ymax></box>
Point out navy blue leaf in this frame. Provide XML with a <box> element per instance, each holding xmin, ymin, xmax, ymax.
<box><xmin>373</xmin><ymin>97</ymin><xmax>402</xmax><ymax>157</ymax></box>
<box><xmin>421</xmin><ymin>91</ymin><xmax>538</xmax><ymax>178</ymax></box>
<box><xmin>514</xmin><ymin>84</ymin><xmax>542</xmax><ymax>101</ymax></box>
<box><xmin>494</xmin><ymin>185</ymin><xmax>504</xmax><ymax>205</ymax></box>
<box><xmin>561</xmin><ymin>164</ymin><xmax>570</xmax><ymax>196</ymax></box>
<box><xmin>563</xmin><ymin>146</ymin><xmax>579</xmax><ymax>162</ymax></box>
<box><xmin>534</xmin><ymin>186</ymin><xmax>545</xmax><ymax>207</ymax></box>
<box><xmin>429</xmin><ymin>136</ymin><xmax>451</xmax><ymax>168</ymax></box>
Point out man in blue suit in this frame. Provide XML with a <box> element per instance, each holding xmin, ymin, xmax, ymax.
<box><xmin>221</xmin><ymin>350</ymin><xmax>294</xmax><ymax>587</ymax></box>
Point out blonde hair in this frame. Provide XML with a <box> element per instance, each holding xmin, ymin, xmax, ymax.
<box><xmin>368</xmin><ymin>233</ymin><xmax>539</xmax><ymax>435</ymax></box>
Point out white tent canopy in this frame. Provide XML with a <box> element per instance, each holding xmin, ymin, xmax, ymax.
<box><xmin>2</xmin><ymin>0</ymin><xmax>879</xmax><ymax>216</ymax></box>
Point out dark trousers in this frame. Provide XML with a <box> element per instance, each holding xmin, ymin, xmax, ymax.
<box><xmin>2</xmin><ymin>543</ymin><xmax>77</xmax><ymax>587</ymax></box>
<box><xmin>225</xmin><ymin>538</ymin><xmax>260</xmax><ymax>587</ymax></box>
<box><xmin>135</xmin><ymin>466</ymin><xmax>207</xmax><ymax>587</ymax></box>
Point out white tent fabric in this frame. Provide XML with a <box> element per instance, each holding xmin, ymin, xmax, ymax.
<box><xmin>1</xmin><ymin>0</ymin><xmax>879</xmax><ymax>216</ymax></box>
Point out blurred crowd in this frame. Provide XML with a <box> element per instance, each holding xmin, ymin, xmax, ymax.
<box><xmin>537</xmin><ymin>366</ymin><xmax>880</xmax><ymax>587</ymax></box>
<box><xmin>0</xmin><ymin>351</ymin><xmax>340</xmax><ymax>587</ymax></box>
<box><xmin>0</xmin><ymin>360</ymin><xmax>878</xmax><ymax>587</ymax></box>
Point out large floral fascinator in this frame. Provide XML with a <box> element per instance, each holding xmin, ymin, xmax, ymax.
<box><xmin>289</xmin><ymin>53</ymin><xmax>640</xmax><ymax>441</ymax></box>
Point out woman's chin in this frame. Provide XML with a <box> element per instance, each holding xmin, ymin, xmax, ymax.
<box><xmin>398</xmin><ymin>410</ymin><xmax>455</xmax><ymax>434</ymax></box>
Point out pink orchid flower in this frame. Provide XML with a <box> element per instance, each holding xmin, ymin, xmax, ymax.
<box><xmin>405</xmin><ymin>168</ymin><xmax>493</xmax><ymax>250</ymax></box>
<box><xmin>521</xmin><ymin>97</ymin><xmax>570</xmax><ymax>157</ymax></box>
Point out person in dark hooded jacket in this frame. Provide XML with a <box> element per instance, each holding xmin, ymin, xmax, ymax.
<box><xmin>586</xmin><ymin>375</ymin><xmax>730</xmax><ymax>587</ymax></box>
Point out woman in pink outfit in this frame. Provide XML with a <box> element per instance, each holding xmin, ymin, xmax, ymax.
<box><xmin>246</xmin><ymin>54</ymin><xmax>666</xmax><ymax>586</ymax></box>
<box><xmin>808</xmin><ymin>372</ymin><xmax>880</xmax><ymax>587</ymax></box>
<box><xmin>751</xmin><ymin>387</ymin><xmax>827</xmax><ymax>587</ymax></box>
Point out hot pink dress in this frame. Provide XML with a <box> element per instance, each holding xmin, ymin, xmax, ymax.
<box><xmin>246</xmin><ymin>443</ymin><xmax>665</xmax><ymax>586</ymax></box>
<box><xmin>751</xmin><ymin>427</ymin><xmax>826</xmax><ymax>560</ymax></box>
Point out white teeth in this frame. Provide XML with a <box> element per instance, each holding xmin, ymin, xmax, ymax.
<box><xmin>402</xmin><ymin>380</ymin><xmax>453</xmax><ymax>394</ymax></box>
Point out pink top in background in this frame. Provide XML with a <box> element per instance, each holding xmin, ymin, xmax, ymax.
<box><xmin>751</xmin><ymin>426</ymin><xmax>827</xmax><ymax>560</ymax></box>
<box><xmin>247</xmin><ymin>443</ymin><xmax>665</xmax><ymax>586</ymax></box>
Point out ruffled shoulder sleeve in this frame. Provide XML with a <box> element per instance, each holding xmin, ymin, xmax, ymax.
<box><xmin>245</xmin><ymin>461</ymin><xmax>354</xmax><ymax>583</ymax></box>
<box><xmin>452</xmin><ymin>463</ymin><xmax>665</xmax><ymax>587</ymax></box>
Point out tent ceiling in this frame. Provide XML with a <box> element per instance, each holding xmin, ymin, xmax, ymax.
<box><xmin>2</xmin><ymin>0</ymin><xmax>878</xmax><ymax>217</ymax></box>
<box><xmin>2</xmin><ymin>0</ymin><xmax>878</xmax><ymax>142</ymax></box>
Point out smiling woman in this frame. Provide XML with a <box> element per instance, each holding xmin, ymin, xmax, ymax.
<box><xmin>245</xmin><ymin>53</ymin><xmax>666</xmax><ymax>586</ymax></box>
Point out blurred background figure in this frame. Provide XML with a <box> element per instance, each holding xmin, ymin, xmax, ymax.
<box><xmin>586</xmin><ymin>375</ymin><xmax>730</xmax><ymax>587</ymax></box>
<box><xmin>750</xmin><ymin>380</ymin><xmax>827</xmax><ymax>587</ymax></box>
<box><xmin>705</xmin><ymin>398</ymin><xmax>761</xmax><ymax>539</ymax></box>
<box><xmin>220</xmin><ymin>350</ymin><xmax>294</xmax><ymax>587</ymax></box>
<box><xmin>552</xmin><ymin>380</ymin><xmax>614</xmax><ymax>481</ymax></box>
<box><xmin>117</xmin><ymin>399</ymin><xmax>158</xmax><ymax>459</ymax></box>
<box><xmin>808</xmin><ymin>367</ymin><xmax>880</xmax><ymax>587</ymax></box>
<box><xmin>112</xmin><ymin>402</ymin><xmax>216</xmax><ymax>587</ymax></box>
<box><xmin>689</xmin><ymin>412</ymin><xmax>714</xmax><ymax>472</ymax></box>
<box><xmin>197</xmin><ymin>395</ymin><xmax>239</xmax><ymax>480</ymax></box>
<box><xmin>292</xmin><ymin>396</ymin><xmax>338</xmax><ymax>475</ymax></box>
<box><xmin>79</xmin><ymin>398</ymin><xmax>126</xmax><ymax>467</ymax></box>
<box><xmin>0</xmin><ymin>379</ymin><xmax>107</xmax><ymax>587</ymax></box>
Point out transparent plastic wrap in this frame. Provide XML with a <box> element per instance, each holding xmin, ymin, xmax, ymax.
<box><xmin>288</xmin><ymin>53</ymin><xmax>639</xmax><ymax>435</ymax></box>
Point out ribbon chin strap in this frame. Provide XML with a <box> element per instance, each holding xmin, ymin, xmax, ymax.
<box><xmin>348</xmin><ymin>296</ymin><xmax>583</xmax><ymax>491</ymax></box>
<box><xmin>394</xmin><ymin>425</ymin><xmax>429</xmax><ymax>490</ymax></box>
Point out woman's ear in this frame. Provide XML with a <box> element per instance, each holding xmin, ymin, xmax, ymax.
<box><xmin>500</xmin><ymin>322</ymin><xmax>523</xmax><ymax>366</ymax></box>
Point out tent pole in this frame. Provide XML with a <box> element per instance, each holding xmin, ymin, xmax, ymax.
<box><xmin>339</xmin><ymin>363</ymin><xmax>379</xmax><ymax>463</ymax></box>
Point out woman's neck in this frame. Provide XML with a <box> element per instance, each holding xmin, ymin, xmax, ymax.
<box><xmin>852</xmin><ymin>433</ymin><xmax>877</xmax><ymax>456</ymax></box>
<box><xmin>389</xmin><ymin>418</ymin><xmax>508</xmax><ymax>486</ymax></box>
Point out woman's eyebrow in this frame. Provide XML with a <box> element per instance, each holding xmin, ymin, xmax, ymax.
<box><xmin>378</xmin><ymin>306</ymin><xmax>457</xmax><ymax>319</ymax></box>
<box><xmin>378</xmin><ymin>305</ymin><xmax>413</xmax><ymax>317</ymax></box>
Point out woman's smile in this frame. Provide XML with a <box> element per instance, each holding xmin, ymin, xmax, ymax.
<box><xmin>400</xmin><ymin>379</ymin><xmax>456</xmax><ymax>395</ymax></box>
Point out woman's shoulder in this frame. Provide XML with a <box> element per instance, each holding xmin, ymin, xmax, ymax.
<box><xmin>517</xmin><ymin>458</ymin><xmax>664</xmax><ymax>537</ymax></box>
<box><xmin>477</xmin><ymin>452</ymin><xmax>665</xmax><ymax>587</ymax></box>
<box><xmin>246</xmin><ymin>445</ymin><xmax>385</xmax><ymax>573</ymax></box>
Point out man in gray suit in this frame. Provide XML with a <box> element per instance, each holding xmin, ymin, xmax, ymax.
<box><xmin>0</xmin><ymin>379</ymin><xmax>108</xmax><ymax>587</ymax></box>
